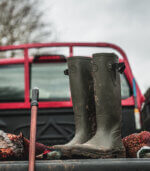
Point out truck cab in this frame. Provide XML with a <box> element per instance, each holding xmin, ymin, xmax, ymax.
<box><xmin>0</xmin><ymin>42</ymin><xmax>145</xmax><ymax>145</ymax></box>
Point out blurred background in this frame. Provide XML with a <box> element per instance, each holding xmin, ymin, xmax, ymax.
<box><xmin>0</xmin><ymin>0</ymin><xmax>150</xmax><ymax>93</ymax></box>
<box><xmin>0</xmin><ymin>0</ymin><xmax>150</xmax><ymax>145</ymax></box>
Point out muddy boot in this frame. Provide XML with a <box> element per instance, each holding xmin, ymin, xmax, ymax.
<box><xmin>71</xmin><ymin>53</ymin><xmax>126</xmax><ymax>159</ymax></box>
<box><xmin>53</xmin><ymin>56</ymin><xmax>96</xmax><ymax>157</ymax></box>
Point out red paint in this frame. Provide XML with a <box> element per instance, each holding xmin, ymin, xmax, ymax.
<box><xmin>70</xmin><ymin>46</ymin><xmax>73</xmax><ymax>56</ymax></box>
<box><xmin>24</xmin><ymin>49</ymin><xmax>30</xmax><ymax>104</ymax></box>
<box><xmin>0</xmin><ymin>55</ymin><xmax>66</xmax><ymax>65</ymax></box>
<box><xmin>0</xmin><ymin>58</ymin><xmax>25</xmax><ymax>65</ymax></box>
<box><xmin>0</xmin><ymin>102</ymin><xmax>30</xmax><ymax>109</ymax></box>
<box><xmin>0</xmin><ymin>101</ymin><xmax>72</xmax><ymax>110</ymax></box>
<box><xmin>0</xmin><ymin>42</ymin><xmax>145</xmax><ymax>110</ymax></box>
<box><xmin>121</xmin><ymin>96</ymin><xmax>135</xmax><ymax>106</ymax></box>
<box><xmin>0</xmin><ymin>99</ymin><xmax>133</xmax><ymax>110</ymax></box>
<box><xmin>38</xmin><ymin>101</ymin><xmax>72</xmax><ymax>108</ymax></box>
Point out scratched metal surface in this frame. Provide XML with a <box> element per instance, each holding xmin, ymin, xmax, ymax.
<box><xmin>0</xmin><ymin>159</ymin><xmax>150</xmax><ymax>171</ymax></box>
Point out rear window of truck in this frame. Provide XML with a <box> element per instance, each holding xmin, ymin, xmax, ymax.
<box><xmin>120</xmin><ymin>74</ymin><xmax>131</xmax><ymax>99</ymax></box>
<box><xmin>0</xmin><ymin>64</ymin><xmax>24</xmax><ymax>102</ymax></box>
<box><xmin>0</xmin><ymin>62</ymin><xmax>131</xmax><ymax>102</ymax></box>
<box><xmin>31</xmin><ymin>63</ymin><xmax>70</xmax><ymax>101</ymax></box>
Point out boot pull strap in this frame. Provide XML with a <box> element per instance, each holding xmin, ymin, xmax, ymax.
<box><xmin>64</xmin><ymin>69</ymin><xmax>69</xmax><ymax>75</ymax></box>
<box><xmin>114</xmin><ymin>62</ymin><xmax>125</xmax><ymax>73</ymax></box>
<box><xmin>111</xmin><ymin>62</ymin><xmax>125</xmax><ymax>74</ymax></box>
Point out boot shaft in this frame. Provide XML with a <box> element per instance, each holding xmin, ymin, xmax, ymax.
<box><xmin>92</xmin><ymin>53</ymin><xmax>122</xmax><ymax>131</ymax></box>
<box><xmin>67</xmin><ymin>56</ymin><xmax>96</xmax><ymax>138</ymax></box>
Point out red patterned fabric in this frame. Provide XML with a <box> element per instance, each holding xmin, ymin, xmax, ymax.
<box><xmin>0</xmin><ymin>131</ymin><xmax>24</xmax><ymax>160</ymax></box>
<box><xmin>1</xmin><ymin>131</ymin><xmax>150</xmax><ymax>159</ymax></box>
<box><xmin>123</xmin><ymin>131</ymin><xmax>150</xmax><ymax>158</ymax></box>
<box><xmin>0</xmin><ymin>131</ymin><xmax>49</xmax><ymax>160</ymax></box>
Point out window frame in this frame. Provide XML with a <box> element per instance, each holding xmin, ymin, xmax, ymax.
<box><xmin>0</xmin><ymin>42</ymin><xmax>145</xmax><ymax>110</ymax></box>
<box><xmin>0</xmin><ymin>57</ymin><xmax>134</xmax><ymax>109</ymax></box>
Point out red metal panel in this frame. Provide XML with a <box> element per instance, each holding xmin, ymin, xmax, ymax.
<box><xmin>69</xmin><ymin>46</ymin><xmax>73</xmax><ymax>56</ymax></box>
<box><xmin>121</xmin><ymin>96</ymin><xmax>134</xmax><ymax>106</ymax></box>
<box><xmin>0</xmin><ymin>58</ymin><xmax>24</xmax><ymax>65</ymax></box>
<box><xmin>0</xmin><ymin>99</ymin><xmax>134</xmax><ymax>109</ymax></box>
<box><xmin>0</xmin><ymin>101</ymin><xmax>72</xmax><ymax>109</ymax></box>
<box><xmin>0</xmin><ymin>102</ymin><xmax>30</xmax><ymax>109</ymax></box>
<box><xmin>38</xmin><ymin>101</ymin><xmax>72</xmax><ymax>108</ymax></box>
<box><xmin>24</xmin><ymin>49</ymin><xmax>30</xmax><ymax>104</ymax></box>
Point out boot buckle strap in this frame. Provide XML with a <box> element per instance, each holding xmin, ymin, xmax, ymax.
<box><xmin>108</xmin><ymin>62</ymin><xmax>125</xmax><ymax>74</ymax></box>
<box><xmin>64</xmin><ymin>69</ymin><xmax>69</xmax><ymax>75</ymax></box>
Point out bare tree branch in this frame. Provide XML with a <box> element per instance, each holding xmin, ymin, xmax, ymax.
<box><xmin>0</xmin><ymin>0</ymin><xmax>55</xmax><ymax>53</ymax></box>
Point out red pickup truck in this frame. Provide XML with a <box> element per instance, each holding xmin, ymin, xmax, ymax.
<box><xmin>0</xmin><ymin>42</ymin><xmax>146</xmax><ymax>146</ymax></box>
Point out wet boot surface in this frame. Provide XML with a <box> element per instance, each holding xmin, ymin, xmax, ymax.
<box><xmin>53</xmin><ymin>56</ymin><xmax>96</xmax><ymax>158</ymax></box>
<box><xmin>69</xmin><ymin>53</ymin><xmax>126</xmax><ymax>159</ymax></box>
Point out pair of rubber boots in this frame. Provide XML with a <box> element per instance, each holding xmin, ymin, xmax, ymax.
<box><xmin>53</xmin><ymin>53</ymin><xmax>126</xmax><ymax>159</ymax></box>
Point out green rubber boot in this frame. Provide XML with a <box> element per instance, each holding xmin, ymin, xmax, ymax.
<box><xmin>71</xmin><ymin>53</ymin><xmax>126</xmax><ymax>158</ymax></box>
<box><xmin>53</xmin><ymin>56</ymin><xmax>96</xmax><ymax>157</ymax></box>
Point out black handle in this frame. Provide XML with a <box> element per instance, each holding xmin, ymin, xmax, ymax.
<box><xmin>112</xmin><ymin>62</ymin><xmax>125</xmax><ymax>74</ymax></box>
<box><xmin>64</xmin><ymin>69</ymin><xmax>69</xmax><ymax>75</ymax></box>
<box><xmin>31</xmin><ymin>87</ymin><xmax>39</xmax><ymax>106</ymax></box>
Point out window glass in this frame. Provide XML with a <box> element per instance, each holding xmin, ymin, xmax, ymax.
<box><xmin>0</xmin><ymin>64</ymin><xmax>24</xmax><ymax>102</ymax></box>
<box><xmin>120</xmin><ymin>74</ymin><xmax>131</xmax><ymax>99</ymax></box>
<box><xmin>31</xmin><ymin>63</ymin><xmax>70</xmax><ymax>101</ymax></box>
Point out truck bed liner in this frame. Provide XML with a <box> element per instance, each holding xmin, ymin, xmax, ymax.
<box><xmin>0</xmin><ymin>159</ymin><xmax>150</xmax><ymax>171</ymax></box>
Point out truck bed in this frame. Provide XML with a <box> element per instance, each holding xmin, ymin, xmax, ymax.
<box><xmin>1</xmin><ymin>159</ymin><xmax>150</xmax><ymax>171</ymax></box>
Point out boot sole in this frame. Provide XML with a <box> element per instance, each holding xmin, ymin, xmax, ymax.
<box><xmin>53</xmin><ymin>146</ymin><xmax>73</xmax><ymax>158</ymax></box>
<box><xmin>53</xmin><ymin>146</ymin><xmax>126</xmax><ymax>159</ymax></box>
<box><xmin>71</xmin><ymin>147</ymin><xmax>126</xmax><ymax>159</ymax></box>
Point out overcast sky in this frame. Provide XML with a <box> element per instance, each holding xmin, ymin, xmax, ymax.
<box><xmin>43</xmin><ymin>0</ymin><xmax>150</xmax><ymax>93</ymax></box>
